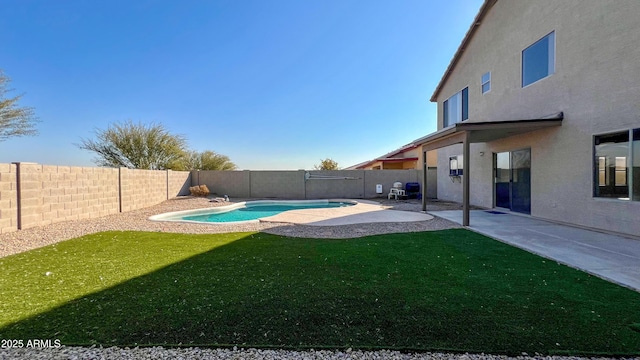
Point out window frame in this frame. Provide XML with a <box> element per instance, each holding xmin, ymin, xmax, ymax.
<box><xmin>593</xmin><ymin>129</ymin><xmax>636</xmax><ymax>201</ymax></box>
<box><xmin>443</xmin><ymin>87</ymin><xmax>469</xmax><ymax>128</ymax></box>
<box><xmin>522</xmin><ymin>31</ymin><xmax>556</xmax><ymax>88</ymax></box>
<box><xmin>481</xmin><ymin>72</ymin><xmax>491</xmax><ymax>94</ymax></box>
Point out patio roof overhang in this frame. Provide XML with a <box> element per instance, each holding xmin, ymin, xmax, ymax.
<box><xmin>420</xmin><ymin>112</ymin><xmax>564</xmax><ymax>225</ymax></box>
<box><xmin>419</xmin><ymin>113</ymin><xmax>564</xmax><ymax>152</ymax></box>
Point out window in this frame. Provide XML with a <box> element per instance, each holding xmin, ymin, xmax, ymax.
<box><xmin>615</xmin><ymin>157</ymin><xmax>627</xmax><ymax>186</ymax></box>
<box><xmin>634</xmin><ymin>129</ymin><xmax>640</xmax><ymax>201</ymax></box>
<box><xmin>449</xmin><ymin>155</ymin><xmax>463</xmax><ymax>176</ymax></box>
<box><xmin>481</xmin><ymin>72</ymin><xmax>491</xmax><ymax>94</ymax></box>
<box><xmin>594</xmin><ymin>131</ymin><xmax>629</xmax><ymax>199</ymax></box>
<box><xmin>443</xmin><ymin>87</ymin><xmax>468</xmax><ymax>127</ymax></box>
<box><xmin>522</xmin><ymin>31</ymin><xmax>555</xmax><ymax>87</ymax></box>
<box><xmin>597</xmin><ymin>157</ymin><xmax>606</xmax><ymax>186</ymax></box>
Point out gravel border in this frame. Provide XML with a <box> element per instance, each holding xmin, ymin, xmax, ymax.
<box><xmin>0</xmin><ymin>197</ymin><xmax>462</xmax><ymax>258</ymax></box>
<box><xmin>0</xmin><ymin>346</ymin><xmax>631</xmax><ymax>360</ymax></box>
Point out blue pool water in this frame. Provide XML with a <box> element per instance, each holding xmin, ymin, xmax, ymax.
<box><xmin>181</xmin><ymin>201</ymin><xmax>353</xmax><ymax>223</ymax></box>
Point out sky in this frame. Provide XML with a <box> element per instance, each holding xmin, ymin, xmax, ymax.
<box><xmin>0</xmin><ymin>0</ymin><xmax>483</xmax><ymax>170</ymax></box>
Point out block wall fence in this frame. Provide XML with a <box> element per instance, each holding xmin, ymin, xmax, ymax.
<box><xmin>192</xmin><ymin>169</ymin><xmax>431</xmax><ymax>200</ymax></box>
<box><xmin>0</xmin><ymin>163</ymin><xmax>191</xmax><ymax>233</ymax></box>
<box><xmin>0</xmin><ymin>164</ymin><xmax>434</xmax><ymax>233</ymax></box>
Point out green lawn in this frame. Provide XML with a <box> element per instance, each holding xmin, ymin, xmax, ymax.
<box><xmin>0</xmin><ymin>229</ymin><xmax>639</xmax><ymax>355</ymax></box>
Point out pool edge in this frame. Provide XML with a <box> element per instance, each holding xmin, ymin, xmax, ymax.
<box><xmin>148</xmin><ymin>199</ymin><xmax>359</xmax><ymax>225</ymax></box>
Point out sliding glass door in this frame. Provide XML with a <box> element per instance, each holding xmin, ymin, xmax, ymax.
<box><xmin>494</xmin><ymin>149</ymin><xmax>531</xmax><ymax>214</ymax></box>
<box><xmin>495</xmin><ymin>152</ymin><xmax>511</xmax><ymax>208</ymax></box>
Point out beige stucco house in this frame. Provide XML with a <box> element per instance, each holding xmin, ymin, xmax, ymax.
<box><xmin>420</xmin><ymin>0</ymin><xmax>640</xmax><ymax>237</ymax></box>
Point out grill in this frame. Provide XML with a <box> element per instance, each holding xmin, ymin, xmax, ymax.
<box><xmin>405</xmin><ymin>182</ymin><xmax>420</xmax><ymax>199</ymax></box>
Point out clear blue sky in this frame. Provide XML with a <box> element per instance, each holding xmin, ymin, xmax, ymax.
<box><xmin>0</xmin><ymin>0</ymin><xmax>482</xmax><ymax>170</ymax></box>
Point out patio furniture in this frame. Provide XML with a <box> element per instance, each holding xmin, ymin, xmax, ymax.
<box><xmin>388</xmin><ymin>188</ymin><xmax>406</xmax><ymax>200</ymax></box>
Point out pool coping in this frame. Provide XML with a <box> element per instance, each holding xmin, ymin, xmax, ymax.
<box><xmin>148</xmin><ymin>199</ymin><xmax>358</xmax><ymax>225</ymax></box>
<box><xmin>149</xmin><ymin>199</ymin><xmax>433</xmax><ymax>226</ymax></box>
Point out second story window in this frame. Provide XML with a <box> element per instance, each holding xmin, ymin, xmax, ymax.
<box><xmin>522</xmin><ymin>31</ymin><xmax>555</xmax><ymax>87</ymax></box>
<box><xmin>443</xmin><ymin>87</ymin><xmax>468</xmax><ymax>127</ymax></box>
<box><xmin>481</xmin><ymin>72</ymin><xmax>491</xmax><ymax>94</ymax></box>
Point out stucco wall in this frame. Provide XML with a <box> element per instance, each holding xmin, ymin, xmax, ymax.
<box><xmin>0</xmin><ymin>163</ymin><xmax>18</xmax><ymax>233</ymax></box>
<box><xmin>436</xmin><ymin>144</ymin><xmax>488</xmax><ymax>206</ymax></box>
<box><xmin>425</xmin><ymin>167</ymin><xmax>437</xmax><ymax>199</ymax></box>
<box><xmin>433</xmin><ymin>0</ymin><xmax>640</xmax><ymax>236</ymax></box>
<box><xmin>425</xmin><ymin>151</ymin><xmax>437</xmax><ymax>168</ymax></box>
<box><xmin>381</xmin><ymin>163</ymin><xmax>404</xmax><ymax>170</ymax></box>
<box><xmin>437</xmin><ymin>145</ymin><xmax>463</xmax><ymax>204</ymax></box>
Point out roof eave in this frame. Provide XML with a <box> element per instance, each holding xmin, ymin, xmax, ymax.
<box><xmin>429</xmin><ymin>0</ymin><xmax>497</xmax><ymax>102</ymax></box>
<box><xmin>375</xmin><ymin>157</ymin><xmax>419</xmax><ymax>163</ymax></box>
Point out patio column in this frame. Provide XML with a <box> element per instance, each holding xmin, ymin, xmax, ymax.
<box><xmin>462</xmin><ymin>132</ymin><xmax>470</xmax><ymax>226</ymax></box>
<box><xmin>422</xmin><ymin>150</ymin><xmax>427</xmax><ymax>212</ymax></box>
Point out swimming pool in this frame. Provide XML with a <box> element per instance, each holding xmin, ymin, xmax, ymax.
<box><xmin>149</xmin><ymin>200</ymin><xmax>356</xmax><ymax>224</ymax></box>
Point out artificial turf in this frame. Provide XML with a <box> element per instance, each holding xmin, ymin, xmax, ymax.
<box><xmin>0</xmin><ymin>229</ymin><xmax>638</xmax><ymax>355</ymax></box>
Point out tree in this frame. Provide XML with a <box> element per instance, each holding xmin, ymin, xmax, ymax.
<box><xmin>182</xmin><ymin>150</ymin><xmax>237</xmax><ymax>170</ymax></box>
<box><xmin>78</xmin><ymin>121</ymin><xmax>187</xmax><ymax>170</ymax></box>
<box><xmin>314</xmin><ymin>158</ymin><xmax>339</xmax><ymax>170</ymax></box>
<box><xmin>0</xmin><ymin>70</ymin><xmax>38</xmax><ymax>141</ymax></box>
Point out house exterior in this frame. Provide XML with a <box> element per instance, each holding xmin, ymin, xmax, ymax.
<box><xmin>345</xmin><ymin>141</ymin><xmax>439</xmax><ymax>198</ymax></box>
<box><xmin>421</xmin><ymin>0</ymin><xmax>640</xmax><ymax>237</ymax></box>
<box><xmin>347</xmin><ymin>143</ymin><xmax>436</xmax><ymax>170</ymax></box>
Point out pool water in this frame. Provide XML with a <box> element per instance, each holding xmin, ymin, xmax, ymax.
<box><xmin>181</xmin><ymin>201</ymin><xmax>353</xmax><ymax>223</ymax></box>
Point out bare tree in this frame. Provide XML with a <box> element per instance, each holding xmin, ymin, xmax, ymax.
<box><xmin>78</xmin><ymin>121</ymin><xmax>187</xmax><ymax>170</ymax></box>
<box><xmin>0</xmin><ymin>70</ymin><xmax>38</xmax><ymax>141</ymax></box>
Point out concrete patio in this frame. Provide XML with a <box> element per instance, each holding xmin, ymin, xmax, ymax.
<box><xmin>262</xmin><ymin>200</ymin><xmax>433</xmax><ymax>226</ymax></box>
<box><xmin>431</xmin><ymin>210</ymin><xmax>640</xmax><ymax>292</ymax></box>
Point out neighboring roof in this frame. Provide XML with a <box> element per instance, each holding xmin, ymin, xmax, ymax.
<box><xmin>376</xmin><ymin>157</ymin><xmax>419</xmax><ymax>163</ymax></box>
<box><xmin>381</xmin><ymin>144</ymin><xmax>418</xmax><ymax>158</ymax></box>
<box><xmin>346</xmin><ymin>141</ymin><xmax>421</xmax><ymax>169</ymax></box>
<box><xmin>343</xmin><ymin>160</ymin><xmax>371</xmax><ymax>170</ymax></box>
<box><xmin>430</xmin><ymin>0</ymin><xmax>497</xmax><ymax>102</ymax></box>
